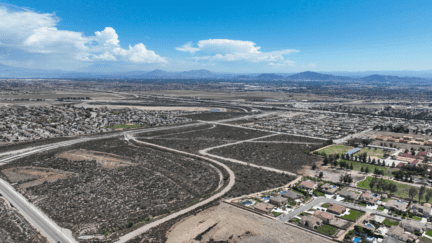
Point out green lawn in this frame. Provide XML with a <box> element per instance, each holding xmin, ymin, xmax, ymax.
<box><xmin>272</xmin><ymin>212</ymin><xmax>283</xmax><ymax>217</ymax></box>
<box><xmin>288</xmin><ymin>201</ymin><xmax>296</xmax><ymax>206</ymax></box>
<box><xmin>359</xmin><ymin>147</ymin><xmax>389</xmax><ymax>159</ymax></box>
<box><xmin>358</xmin><ymin>202</ymin><xmax>367</xmax><ymax>207</ymax></box>
<box><xmin>316</xmin><ymin>145</ymin><xmax>353</xmax><ymax>156</ymax></box>
<box><xmin>378</xmin><ymin>206</ymin><xmax>384</xmax><ymax>211</ymax></box>
<box><xmin>426</xmin><ymin>230</ymin><xmax>432</xmax><ymax>237</ymax></box>
<box><xmin>339</xmin><ymin>160</ymin><xmax>399</xmax><ymax>176</ymax></box>
<box><xmin>107</xmin><ymin>124</ymin><xmax>146</xmax><ymax>129</ymax></box>
<box><xmin>342</xmin><ymin>209</ymin><xmax>364</xmax><ymax>221</ymax></box>
<box><xmin>412</xmin><ymin>216</ymin><xmax>423</xmax><ymax>221</ymax></box>
<box><xmin>383</xmin><ymin>219</ymin><xmax>399</xmax><ymax>227</ymax></box>
<box><xmin>322</xmin><ymin>203</ymin><xmax>329</xmax><ymax>208</ymax></box>
<box><xmin>358</xmin><ymin>176</ymin><xmax>431</xmax><ymax>202</ymax></box>
<box><xmin>290</xmin><ymin>218</ymin><xmax>300</xmax><ymax>223</ymax></box>
<box><xmin>317</xmin><ymin>224</ymin><xmax>338</xmax><ymax>235</ymax></box>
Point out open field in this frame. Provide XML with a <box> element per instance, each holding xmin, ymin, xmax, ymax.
<box><xmin>0</xmin><ymin>197</ymin><xmax>48</xmax><ymax>243</ymax></box>
<box><xmin>357</xmin><ymin>176</ymin><xmax>431</xmax><ymax>202</ymax></box>
<box><xmin>359</xmin><ymin>147</ymin><xmax>388</xmax><ymax>159</ymax></box>
<box><xmin>338</xmin><ymin>160</ymin><xmax>399</xmax><ymax>176</ymax></box>
<box><xmin>209</xmin><ymin>139</ymin><xmax>325</xmax><ymax>174</ymax></box>
<box><xmin>0</xmin><ymin>137</ymin><xmax>221</xmax><ymax>240</ymax></box>
<box><xmin>316</xmin><ymin>144</ymin><xmax>353</xmax><ymax>156</ymax></box>
<box><xmin>179</xmin><ymin>112</ymin><xmax>249</xmax><ymax>121</ymax></box>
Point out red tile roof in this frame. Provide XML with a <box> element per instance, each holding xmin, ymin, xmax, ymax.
<box><xmin>300</xmin><ymin>181</ymin><xmax>315</xmax><ymax>189</ymax></box>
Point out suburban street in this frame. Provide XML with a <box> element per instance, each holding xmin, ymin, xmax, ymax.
<box><xmin>279</xmin><ymin>197</ymin><xmax>414</xmax><ymax>224</ymax></box>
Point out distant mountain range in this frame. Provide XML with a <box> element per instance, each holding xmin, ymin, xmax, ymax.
<box><xmin>0</xmin><ymin>63</ymin><xmax>431</xmax><ymax>82</ymax></box>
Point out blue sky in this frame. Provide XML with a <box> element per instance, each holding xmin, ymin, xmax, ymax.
<box><xmin>0</xmin><ymin>0</ymin><xmax>431</xmax><ymax>73</ymax></box>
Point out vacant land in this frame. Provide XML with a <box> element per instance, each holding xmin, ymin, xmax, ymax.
<box><xmin>179</xmin><ymin>112</ymin><xmax>248</xmax><ymax>121</ymax></box>
<box><xmin>316</xmin><ymin>144</ymin><xmax>353</xmax><ymax>156</ymax></box>
<box><xmin>0</xmin><ymin>137</ymin><xmax>221</xmax><ymax>240</ymax></box>
<box><xmin>210</xmin><ymin>141</ymin><xmax>324</xmax><ymax>174</ymax></box>
<box><xmin>137</xmin><ymin>124</ymin><xmax>272</xmax><ymax>153</ymax></box>
<box><xmin>129</xmin><ymin>202</ymin><xmax>334</xmax><ymax>243</ymax></box>
<box><xmin>0</xmin><ymin>198</ymin><xmax>47</xmax><ymax>243</ymax></box>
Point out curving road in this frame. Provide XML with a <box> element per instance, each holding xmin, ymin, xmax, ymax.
<box><xmin>117</xmin><ymin>135</ymin><xmax>236</xmax><ymax>243</ymax></box>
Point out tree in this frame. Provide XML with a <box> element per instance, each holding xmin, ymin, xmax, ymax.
<box><xmin>389</xmin><ymin>183</ymin><xmax>397</xmax><ymax>197</ymax></box>
<box><xmin>419</xmin><ymin>185</ymin><xmax>426</xmax><ymax>202</ymax></box>
<box><xmin>312</xmin><ymin>164</ymin><xmax>317</xmax><ymax>170</ymax></box>
<box><xmin>323</xmin><ymin>157</ymin><xmax>329</xmax><ymax>165</ymax></box>
<box><xmin>350</xmin><ymin>163</ymin><xmax>354</xmax><ymax>170</ymax></box>
<box><xmin>319</xmin><ymin>172</ymin><xmax>324</xmax><ymax>178</ymax></box>
<box><xmin>365</xmin><ymin>167</ymin><xmax>370</xmax><ymax>173</ymax></box>
<box><xmin>369</xmin><ymin>177</ymin><xmax>377</xmax><ymax>191</ymax></box>
<box><xmin>372</xmin><ymin>158</ymin><xmax>376</xmax><ymax>164</ymax></box>
<box><xmin>333</xmin><ymin>160</ymin><xmax>338</xmax><ymax>168</ymax></box>
<box><xmin>392</xmin><ymin>161</ymin><xmax>396</xmax><ymax>168</ymax></box>
<box><xmin>409</xmin><ymin>187</ymin><xmax>418</xmax><ymax>202</ymax></box>
<box><xmin>361</xmin><ymin>166</ymin><xmax>364</xmax><ymax>172</ymax></box>
<box><xmin>425</xmin><ymin>189</ymin><xmax>432</xmax><ymax>203</ymax></box>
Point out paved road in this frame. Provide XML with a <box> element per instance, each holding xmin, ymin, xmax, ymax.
<box><xmin>0</xmin><ymin>179</ymin><xmax>77</xmax><ymax>243</ymax></box>
<box><xmin>280</xmin><ymin>197</ymin><xmax>405</xmax><ymax>223</ymax></box>
<box><xmin>116</xmin><ymin>136</ymin><xmax>236</xmax><ymax>243</ymax></box>
<box><xmin>0</xmin><ymin>122</ymin><xmax>215</xmax><ymax>243</ymax></box>
<box><xmin>199</xmin><ymin>134</ymin><xmax>297</xmax><ymax>177</ymax></box>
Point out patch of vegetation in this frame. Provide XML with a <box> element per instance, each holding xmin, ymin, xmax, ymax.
<box><xmin>342</xmin><ymin>209</ymin><xmax>364</xmax><ymax>221</ymax></box>
<box><xmin>412</xmin><ymin>216</ymin><xmax>422</xmax><ymax>221</ymax></box>
<box><xmin>322</xmin><ymin>203</ymin><xmax>329</xmax><ymax>208</ymax></box>
<box><xmin>272</xmin><ymin>212</ymin><xmax>283</xmax><ymax>217</ymax></box>
<box><xmin>339</xmin><ymin>160</ymin><xmax>398</xmax><ymax>176</ymax></box>
<box><xmin>317</xmin><ymin>224</ymin><xmax>338</xmax><ymax>235</ymax></box>
<box><xmin>316</xmin><ymin>145</ymin><xmax>352</xmax><ymax>156</ymax></box>
<box><xmin>426</xmin><ymin>230</ymin><xmax>432</xmax><ymax>237</ymax></box>
<box><xmin>378</xmin><ymin>206</ymin><xmax>384</xmax><ymax>211</ymax></box>
<box><xmin>383</xmin><ymin>219</ymin><xmax>399</xmax><ymax>227</ymax></box>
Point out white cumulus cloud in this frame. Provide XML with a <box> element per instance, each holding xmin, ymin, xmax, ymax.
<box><xmin>176</xmin><ymin>39</ymin><xmax>298</xmax><ymax>63</ymax></box>
<box><xmin>0</xmin><ymin>6</ymin><xmax>166</xmax><ymax>65</ymax></box>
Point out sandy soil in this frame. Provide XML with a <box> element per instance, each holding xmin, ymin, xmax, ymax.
<box><xmin>166</xmin><ymin>203</ymin><xmax>333</xmax><ymax>243</ymax></box>
<box><xmin>58</xmin><ymin>149</ymin><xmax>135</xmax><ymax>169</ymax></box>
<box><xmin>2</xmin><ymin>166</ymin><xmax>77</xmax><ymax>189</ymax></box>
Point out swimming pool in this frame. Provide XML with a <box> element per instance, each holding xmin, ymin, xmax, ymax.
<box><xmin>353</xmin><ymin>237</ymin><xmax>360</xmax><ymax>243</ymax></box>
<box><xmin>264</xmin><ymin>197</ymin><xmax>270</xmax><ymax>200</ymax></box>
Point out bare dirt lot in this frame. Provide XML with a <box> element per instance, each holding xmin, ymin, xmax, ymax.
<box><xmin>164</xmin><ymin>203</ymin><xmax>333</xmax><ymax>243</ymax></box>
<box><xmin>0</xmin><ymin>197</ymin><xmax>47</xmax><ymax>243</ymax></box>
<box><xmin>0</xmin><ymin>137</ymin><xmax>221</xmax><ymax>240</ymax></box>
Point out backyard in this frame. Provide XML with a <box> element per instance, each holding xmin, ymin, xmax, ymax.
<box><xmin>317</xmin><ymin>224</ymin><xmax>338</xmax><ymax>235</ymax></box>
<box><xmin>316</xmin><ymin>145</ymin><xmax>353</xmax><ymax>156</ymax></box>
<box><xmin>342</xmin><ymin>209</ymin><xmax>364</xmax><ymax>221</ymax></box>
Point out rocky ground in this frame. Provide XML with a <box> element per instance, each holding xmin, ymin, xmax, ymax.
<box><xmin>0</xmin><ymin>197</ymin><xmax>48</xmax><ymax>243</ymax></box>
<box><xmin>0</xmin><ymin>137</ymin><xmax>220</xmax><ymax>240</ymax></box>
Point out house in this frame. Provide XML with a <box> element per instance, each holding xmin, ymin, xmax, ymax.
<box><xmin>254</xmin><ymin>203</ymin><xmax>274</xmax><ymax>213</ymax></box>
<box><xmin>327</xmin><ymin>203</ymin><xmax>346</xmax><ymax>215</ymax></box>
<box><xmin>313</xmin><ymin>210</ymin><xmax>334</xmax><ymax>223</ymax></box>
<box><xmin>385</xmin><ymin>199</ymin><xmax>408</xmax><ymax>212</ymax></box>
<box><xmin>299</xmin><ymin>181</ymin><xmax>316</xmax><ymax>190</ymax></box>
<box><xmin>386</xmin><ymin>226</ymin><xmax>417</xmax><ymax>242</ymax></box>
<box><xmin>338</xmin><ymin>188</ymin><xmax>361</xmax><ymax>200</ymax></box>
<box><xmin>400</xmin><ymin>219</ymin><xmax>425</xmax><ymax>233</ymax></box>
<box><xmin>410</xmin><ymin>203</ymin><xmax>432</xmax><ymax>217</ymax></box>
<box><xmin>282</xmin><ymin>190</ymin><xmax>304</xmax><ymax>200</ymax></box>
<box><xmin>269</xmin><ymin>195</ymin><xmax>287</xmax><ymax>207</ymax></box>
<box><xmin>360</xmin><ymin>192</ymin><xmax>381</xmax><ymax>205</ymax></box>
<box><xmin>320</xmin><ymin>183</ymin><xmax>338</xmax><ymax>194</ymax></box>
<box><xmin>300</xmin><ymin>215</ymin><xmax>323</xmax><ymax>230</ymax></box>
